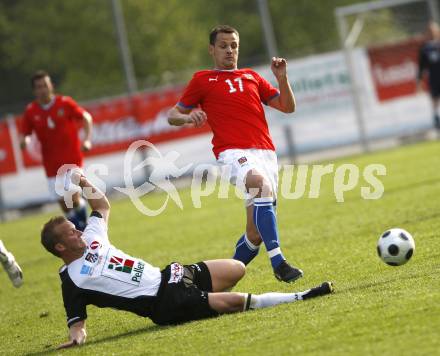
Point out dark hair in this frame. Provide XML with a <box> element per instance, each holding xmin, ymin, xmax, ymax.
<box><xmin>41</xmin><ymin>216</ymin><xmax>67</xmax><ymax>257</ymax></box>
<box><xmin>31</xmin><ymin>70</ymin><xmax>50</xmax><ymax>88</ymax></box>
<box><xmin>209</xmin><ymin>25</ymin><xmax>239</xmax><ymax>45</ymax></box>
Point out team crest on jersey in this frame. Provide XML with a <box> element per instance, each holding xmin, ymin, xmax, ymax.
<box><xmin>85</xmin><ymin>252</ymin><xmax>99</xmax><ymax>263</ymax></box>
<box><xmin>57</xmin><ymin>108</ymin><xmax>64</xmax><ymax>117</ymax></box>
<box><xmin>238</xmin><ymin>156</ymin><xmax>248</xmax><ymax>166</ymax></box>
<box><xmin>243</xmin><ymin>73</ymin><xmax>254</xmax><ymax>80</ymax></box>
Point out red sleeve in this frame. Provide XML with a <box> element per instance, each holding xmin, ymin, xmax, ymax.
<box><xmin>177</xmin><ymin>75</ymin><xmax>203</xmax><ymax>109</ymax></box>
<box><xmin>255</xmin><ymin>72</ymin><xmax>280</xmax><ymax>105</ymax></box>
<box><xmin>63</xmin><ymin>96</ymin><xmax>85</xmax><ymax>122</ymax></box>
<box><xmin>20</xmin><ymin>108</ymin><xmax>33</xmax><ymax>135</ymax></box>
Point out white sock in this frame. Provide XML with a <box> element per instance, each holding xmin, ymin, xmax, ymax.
<box><xmin>243</xmin><ymin>291</ymin><xmax>307</xmax><ymax>310</ymax></box>
<box><xmin>0</xmin><ymin>240</ymin><xmax>12</xmax><ymax>264</ymax></box>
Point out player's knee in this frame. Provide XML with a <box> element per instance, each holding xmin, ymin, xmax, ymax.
<box><xmin>226</xmin><ymin>259</ymin><xmax>245</xmax><ymax>285</ymax></box>
<box><xmin>246</xmin><ymin>172</ymin><xmax>265</xmax><ymax>189</ymax></box>
<box><xmin>246</xmin><ymin>173</ymin><xmax>272</xmax><ymax>198</ymax></box>
<box><xmin>232</xmin><ymin>260</ymin><xmax>246</xmax><ymax>281</ymax></box>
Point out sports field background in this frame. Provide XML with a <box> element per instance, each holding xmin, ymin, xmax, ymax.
<box><xmin>0</xmin><ymin>140</ymin><xmax>439</xmax><ymax>355</ymax></box>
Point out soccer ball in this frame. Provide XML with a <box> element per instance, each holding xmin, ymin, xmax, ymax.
<box><xmin>377</xmin><ymin>228</ymin><xmax>415</xmax><ymax>266</ymax></box>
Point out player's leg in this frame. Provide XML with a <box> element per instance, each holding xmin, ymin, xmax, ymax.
<box><xmin>232</xmin><ymin>205</ymin><xmax>261</xmax><ymax>265</ymax></box>
<box><xmin>246</xmin><ymin>167</ymin><xmax>303</xmax><ymax>283</ymax></box>
<box><xmin>203</xmin><ymin>259</ymin><xmax>246</xmax><ymax>292</ymax></box>
<box><xmin>0</xmin><ymin>240</ymin><xmax>23</xmax><ymax>288</ymax></box>
<box><xmin>207</xmin><ymin>282</ymin><xmax>334</xmax><ymax>314</ymax></box>
<box><xmin>218</xmin><ymin>150</ymin><xmax>261</xmax><ymax>265</ymax></box>
<box><xmin>432</xmin><ymin>95</ymin><xmax>440</xmax><ymax>130</ymax></box>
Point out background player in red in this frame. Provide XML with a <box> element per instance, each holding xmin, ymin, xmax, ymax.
<box><xmin>168</xmin><ymin>25</ymin><xmax>301</xmax><ymax>283</ymax></box>
<box><xmin>19</xmin><ymin>70</ymin><xmax>93</xmax><ymax>231</ymax></box>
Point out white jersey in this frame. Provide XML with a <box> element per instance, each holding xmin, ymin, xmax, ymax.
<box><xmin>60</xmin><ymin>212</ymin><xmax>162</xmax><ymax>327</ymax></box>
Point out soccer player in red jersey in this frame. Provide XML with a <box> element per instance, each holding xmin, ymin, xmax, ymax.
<box><xmin>19</xmin><ymin>70</ymin><xmax>93</xmax><ymax>231</ymax></box>
<box><xmin>168</xmin><ymin>25</ymin><xmax>302</xmax><ymax>283</ymax></box>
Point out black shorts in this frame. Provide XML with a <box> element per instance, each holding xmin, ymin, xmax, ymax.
<box><xmin>149</xmin><ymin>262</ymin><xmax>219</xmax><ymax>325</ymax></box>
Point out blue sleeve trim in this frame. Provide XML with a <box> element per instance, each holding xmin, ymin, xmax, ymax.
<box><xmin>263</xmin><ymin>92</ymin><xmax>280</xmax><ymax>105</ymax></box>
<box><xmin>177</xmin><ymin>102</ymin><xmax>195</xmax><ymax>109</ymax></box>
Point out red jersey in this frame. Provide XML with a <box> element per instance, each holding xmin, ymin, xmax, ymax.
<box><xmin>177</xmin><ymin>69</ymin><xmax>280</xmax><ymax>158</ymax></box>
<box><xmin>21</xmin><ymin>95</ymin><xmax>85</xmax><ymax>177</ymax></box>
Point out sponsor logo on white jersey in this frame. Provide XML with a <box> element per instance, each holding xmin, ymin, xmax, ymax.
<box><xmin>168</xmin><ymin>263</ymin><xmax>183</xmax><ymax>284</ymax></box>
<box><xmin>101</xmin><ymin>253</ymin><xmax>145</xmax><ymax>286</ymax></box>
<box><xmin>90</xmin><ymin>241</ymin><xmax>101</xmax><ymax>250</ymax></box>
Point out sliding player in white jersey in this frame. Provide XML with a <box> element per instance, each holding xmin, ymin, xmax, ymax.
<box><xmin>41</xmin><ymin>170</ymin><xmax>333</xmax><ymax>349</ymax></box>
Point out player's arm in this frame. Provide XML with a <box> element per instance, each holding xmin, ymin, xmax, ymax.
<box><xmin>57</xmin><ymin>321</ymin><xmax>87</xmax><ymax>349</ymax></box>
<box><xmin>19</xmin><ymin>111</ymin><xmax>33</xmax><ymax>149</ymax></box>
<box><xmin>268</xmin><ymin>57</ymin><xmax>296</xmax><ymax>113</ymax></box>
<box><xmin>81</xmin><ymin>111</ymin><xmax>93</xmax><ymax>151</ymax></box>
<box><xmin>70</xmin><ymin>170</ymin><xmax>110</xmax><ymax>223</ymax></box>
<box><xmin>168</xmin><ymin>105</ymin><xmax>207</xmax><ymax>128</ymax></box>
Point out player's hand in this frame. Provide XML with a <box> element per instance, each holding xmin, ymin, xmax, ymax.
<box><xmin>56</xmin><ymin>339</ymin><xmax>78</xmax><ymax>349</ymax></box>
<box><xmin>271</xmin><ymin>57</ymin><xmax>288</xmax><ymax>79</ymax></box>
<box><xmin>187</xmin><ymin>110</ymin><xmax>207</xmax><ymax>128</ymax></box>
<box><xmin>82</xmin><ymin>139</ymin><xmax>92</xmax><ymax>152</ymax></box>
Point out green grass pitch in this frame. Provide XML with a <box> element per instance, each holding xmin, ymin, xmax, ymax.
<box><xmin>1</xmin><ymin>141</ymin><xmax>439</xmax><ymax>355</ymax></box>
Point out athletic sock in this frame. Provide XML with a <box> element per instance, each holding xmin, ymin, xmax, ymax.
<box><xmin>0</xmin><ymin>240</ymin><xmax>11</xmax><ymax>263</ymax></box>
<box><xmin>233</xmin><ymin>234</ymin><xmax>260</xmax><ymax>265</ymax></box>
<box><xmin>243</xmin><ymin>291</ymin><xmax>306</xmax><ymax>310</ymax></box>
<box><xmin>253</xmin><ymin>197</ymin><xmax>285</xmax><ymax>269</ymax></box>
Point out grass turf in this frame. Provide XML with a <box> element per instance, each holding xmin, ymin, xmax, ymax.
<box><xmin>0</xmin><ymin>140</ymin><xmax>439</xmax><ymax>355</ymax></box>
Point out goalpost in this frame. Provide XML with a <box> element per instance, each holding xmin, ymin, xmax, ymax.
<box><xmin>335</xmin><ymin>0</ymin><xmax>439</xmax><ymax>151</ymax></box>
